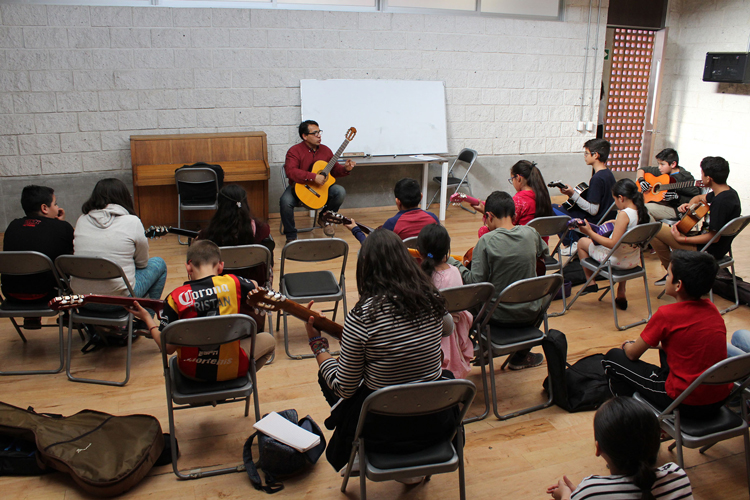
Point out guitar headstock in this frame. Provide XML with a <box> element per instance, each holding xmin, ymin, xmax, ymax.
<box><xmin>450</xmin><ymin>193</ymin><xmax>467</xmax><ymax>205</ymax></box>
<box><xmin>320</xmin><ymin>210</ymin><xmax>348</xmax><ymax>225</ymax></box>
<box><xmin>246</xmin><ymin>287</ymin><xmax>286</xmax><ymax>312</ymax></box>
<box><xmin>345</xmin><ymin>127</ymin><xmax>357</xmax><ymax>141</ymax></box>
<box><xmin>49</xmin><ymin>295</ymin><xmax>85</xmax><ymax>311</ymax></box>
<box><xmin>145</xmin><ymin>226</ymin><xmax>169</xmax><ymax>239</ymax></box>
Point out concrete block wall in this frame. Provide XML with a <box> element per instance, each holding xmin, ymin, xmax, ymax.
<box><xmin>0</xmin><ymin>1</ymin><xmax>606</xmax><ymax>228</ymax></box>
<box><xmin>658</xmin><ymin>0</ymin><xmax>750</xmax><ymax>207</ymax></box>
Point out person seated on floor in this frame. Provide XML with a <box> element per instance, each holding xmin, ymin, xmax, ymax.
<box><xmin>552</xmin><ymin>138</ymin><xmax>616</xmax><ymax>254</ymax></box>
<box><xmin>2</xmin><ymin>185</ymin><xmax>74</xmax><ymax>329</ymax></box>
<box><xmin>547</xmin><ymin>396</ymin><xmax>693</xmax><ymax>500</ymax></box>
<box><xmin>649</xmin><ymin>155</ymin><xmax>741</xmax><ymax>286</ymax></box>
<box><xmin>301</xmin><ymin>229</ymin><xmax>454</xmax><ymax>481</ymax></box>
<box><xmin>602</xmin><ymin>250</ymin><xmax>731</xmax><ymax>420</ymax></box>
<box><xmin>576</xmin><ymin>178</ymin><xmax>650</xmax><ymax>311</ymax></box>
<box><xmin>448</xmin><ymin>191</ymin><xmax>549</xmax><ymax>370</ymax></box>
<box><xmin>727</xmin><ymin>329</ymin><xmax>750</xmax><ymax>357</ymax></box>
<box><xmin>636</xmin><ymin>148</ymin><xmax>700</xmax><ymax>223</ymax></box>
<box><xmin>126</xmin><ymin>240</ymin><xmax>275</xmax><ymax>382</ymax></box>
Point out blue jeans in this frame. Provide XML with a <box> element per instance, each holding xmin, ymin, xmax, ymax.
<box><xmin>279</xmin><ymin>183</ymin><xmax>346</xmax><ymax>239</ymax></box>
<box><xmin>728</xmin><ymin>329</ymin><xmax>750</xmax><ymax>357</ymax></box>
<box><xmin>134</xmin><ymin>257</ymin><xmax>167</xmax><ymax>300</ymax></box>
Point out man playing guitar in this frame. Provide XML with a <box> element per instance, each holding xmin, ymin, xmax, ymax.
<box><xmin>281</xmin><ymin>120</ymin><xmax>356</xmax><ymax>242</ymax></box>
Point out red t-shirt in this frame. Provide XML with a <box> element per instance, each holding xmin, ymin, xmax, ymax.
<box><xmin>513</xmin><ymin>189</ymin><xmax>537</xmax><ymax>226</ymax></box>
<box><xmin>283</xmin><ymin>141</ymin><xmax>351</xmax><ymax>185</ymax></box>
<box><xmin>640</xmin><ymin>299</ymin><xmax>730</xmax><ymax>405</ymax></box>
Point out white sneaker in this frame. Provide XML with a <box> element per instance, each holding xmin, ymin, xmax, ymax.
<box><xmin>560</xmin><ymin>242</ymin><xmax>577</xmax><ymax>256</ymax></box>
<box><xmin>340</xmin><ymin>454</ymin><xmax>359</xmax><ymax>476</ymax></box>
<box><xmin>323</xmin><ymin>223</ymin><xmax>335</xmax><ymax>237</ymax></box>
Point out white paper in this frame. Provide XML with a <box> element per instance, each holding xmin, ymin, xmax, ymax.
<box><xmin>253</xmin><ymin>411</ymin><xmax>321</xmax><ymax>453</ymax></box>
<box><xmin>410</xmin><ymin>155</ymin><xmax>442</xmax><ymax>161</ymax></box>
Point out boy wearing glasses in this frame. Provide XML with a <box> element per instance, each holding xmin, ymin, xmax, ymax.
<box><xmin>280</xmin><ymin>120</ymin><xmax>356</xmax><ymax>242</ymax></box>
<box><xmin>553</xmin><ymin>138</ymin><xmax>616</xmax><ymax>249</ymax></box>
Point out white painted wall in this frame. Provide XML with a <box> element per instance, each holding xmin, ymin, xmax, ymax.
<box><xmin>0</xmin><ymin>1</ymin><xmax>607</xmax><ymax>226</ymax></box>
<box><xmin>658</xmin><ymin>0</ymin><xmax>750</xmax><ymax>208</ymax></box>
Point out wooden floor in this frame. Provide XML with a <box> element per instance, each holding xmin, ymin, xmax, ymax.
<box><xmin>1</xmin><ymin>205</ymin><xmax>749</xmax><ymax>499</ymax></box>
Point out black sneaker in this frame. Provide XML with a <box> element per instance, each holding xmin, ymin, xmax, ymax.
<box><xmin>580</xmin><ymin>283</ymin><xmax>599</xmax><ymax>296</ymax></box>
<box><xmin>655</xmin><ymin>274</ymin><xmax>668</xmax><ymax>286</ymax></box>
<box><xmin>508</xmin><ymin>352</ymin><xmax>544</xmax><ymax>370</ymax></box>
<box><xmin>23</xmin><ymin>317</ymin><xmax>42</xmax><ymax>330</ymax></box>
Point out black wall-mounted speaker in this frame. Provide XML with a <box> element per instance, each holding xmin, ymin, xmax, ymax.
<box><xmin>702</xmin><ymin>53</ymin><xmax>750</xmax><ymax>83</ymax></box>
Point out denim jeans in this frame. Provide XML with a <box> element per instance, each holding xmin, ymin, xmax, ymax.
<box><xmin>279</xmin><ymin>183</ymin><xmax>346</xmax><ymax>239</ymax></box>
<box><xmin>134</xmin><ymin>257</ymin><xmax>167</xmax><ymax>300</ymax></box>
<box><xmin>728</xmin><ymin>329</ymin><xmax>750</xmax><ymax>357</ymax></box>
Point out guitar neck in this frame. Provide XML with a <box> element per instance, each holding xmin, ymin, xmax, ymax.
<box><xmin>656</xmin><ymin>180</ymin><xmax>699</xmax><ymax>192</ymax></box>
<box><xmin>279</xmin><ymin>301</ymin><xmax>344</xmax><ymax>340</ymax></box>
<box><xmin>322</xmin><ymin>139</ymin><xmax>351</xmax><ymax>176</ymax></box>
<box><xmin>50</xmin><ymin>294</ymin><xmax>165</xmax><ymax>312</ymax></box>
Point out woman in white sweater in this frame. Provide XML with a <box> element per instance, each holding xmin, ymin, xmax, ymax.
<box><xmin>72</xmin><ymin>178</ymin><xmax>167</xmax><ymax>300</ymax></box>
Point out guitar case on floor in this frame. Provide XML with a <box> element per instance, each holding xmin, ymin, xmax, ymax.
<box><xmin>0</xmin><ymin>402</ymin><xmax>164</xmax><ymax>496</ymax></box>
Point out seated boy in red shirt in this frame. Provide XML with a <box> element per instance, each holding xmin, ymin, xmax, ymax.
<box><xmin>602</xmin><ymin>250</ymin><xmax>730</xmax><ymax>419</ymax></box>
<box><xmin>127</xmin><ymin>240</ymin><xmax>275</xmax><ymax>382</ymax></box>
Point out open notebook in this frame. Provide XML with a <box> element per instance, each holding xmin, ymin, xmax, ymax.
<box><xmin>253</xmin><ymin>411</ymin><xmax>321</xmax><ymax>453</ymax></box>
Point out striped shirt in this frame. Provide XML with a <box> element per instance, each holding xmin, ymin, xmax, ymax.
<box><xmin>319</xmin><ymin>298</ymin><xmax>443</xmax><ymax>399</ymax></box>
<box><xmin>572</xmin><ymin>462</ymin><xmax>693</xmax><ymax>500</ymax></box>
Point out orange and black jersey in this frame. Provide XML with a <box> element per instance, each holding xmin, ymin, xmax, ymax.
<box><xmin>160</xmin><ymin>274</ymin><xmax>255</xmax><ymax>382</ymax></box>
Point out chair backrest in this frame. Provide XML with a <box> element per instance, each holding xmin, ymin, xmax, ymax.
<box><xmin>618</xmin><ymin>221</ymin><xmax>662</xmax><ymax>246</ymax></box>
<box><xmin>402</xmin><ymin>236</ymin><xmax>419</xmax><ymax>250</ymax></box>
<box><xmin>596</xmin><ymin>200</ymin><xmax>618</xmax><ymax>225</ymax></box>
<box><xmin>447</xmin><ymin>148</ymin><xmax>478</xmax><ymax>176</ymax></box>
<box><xmin>480</xmin><ymin>274</ymin><xmax>563</xmax><ymax>330</ymax></box>
<box><xmin>660</xmin><ymin>353</ymin><xmax>750</xmax><ymax>413</ymax></box>
<box><xmin>175</xmin><ymin>167</ymin><xmax>219</xmax><ymax>201</ymax></box>
<box><xmin>280</xmin><ymin>238</ymin><xmax>349</xmax><ymax>282</ymax></box>
<box><xmin>161</xmin><ymin>313</ymin><xmax>256</xmax><ymax>349</ymax></box>
<box><xmin>701</xmin><ymin>215</ymin><xmax>750</xmax><ymax>254</ymax></box>
<box><xmin>440</xmin><ymin>282</ymin><xmax>495</xmax><ymax>315</ymax></box>
<box><xmin>0</xmin><ymin>251</ymin><xmax>59</xmax><ymax>277</ymax></box>
<box><xmin>353</xmin><ymin>379</ymin><xmax>477</xmax><ymax>442</ymax></box>
<box><xmin>55</xmin><ymin>255</ymin><xmax>135</xmax><ymax>295</ymax></box>
<box><xmin>220</xmin><ymin>244</ymin><xmax>272</xmax><ymax>279</ymax></box>
<box><xmin>527</xmin><ymin>215</ymin><xmax>571</xmax><ymax>238</ymax></box>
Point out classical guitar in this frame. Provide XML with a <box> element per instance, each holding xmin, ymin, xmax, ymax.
<box><xmin>449</xmin><ymin>193</ymin><xmax>482</xmax><ymax>207</ymax></box>
<box><xmin>145</xmin><ymin>226</ymin><xmax>199</xmax><ymax>239</ymax></box>
<box><xmin>245</xmin><ymin>287</ymin><xmax>343</xmax><ymax>340</ymax></box>
<box><xmin>295</xmin><ymin>127</ymin><xmax>357</xmax><ymax>210</ymax></box>
<box><xmin>49</xmin><ymin>294</ymin><xmax>165</xmax><ymax>313</ymax></box>
<box><xmin>548</xmin><ymin>180</ymin><xmax>589</xmax><ymax>211</ymax></box>
<box><xmin>638</xmin><ymin>172</ymin><xmax>703</xmax><ymax>203</ymax></box>
<box><xmin>319</xmin><ymin>211</ymin><xmax>374</xmax><ymax>235</ymax></box>
<box><xmin>675</xmin><ymin>201</ymin><xmax>709</xmax><ymax>234</ymax></box>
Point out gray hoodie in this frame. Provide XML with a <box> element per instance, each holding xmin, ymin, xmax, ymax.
<box><xmin>71</xmin><ymin>204</ymin><xmax>149</xmax><ymax>296</ymax></box>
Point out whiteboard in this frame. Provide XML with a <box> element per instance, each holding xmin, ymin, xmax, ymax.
<box><xmin>300</xmin><ymin>79</ymin><xmax>448</xmax><ymax>156</ymax></box>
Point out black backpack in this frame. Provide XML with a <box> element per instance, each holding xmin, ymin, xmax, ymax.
<box><xmin>712</xmin><ymin>268</ymin><xmax>750</xmax><ymax>307</ymax></box>
<box><xmin>542</xmin><ymin>330</ymin><xmax>611</xmax><ymax>412</ymax></box>
<box><xmin>243</xmin><ymin>409</ymin><xmax>326</xmax><ymax>494</ymax></box>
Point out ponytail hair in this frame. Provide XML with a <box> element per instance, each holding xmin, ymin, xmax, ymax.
<box><xmin>510</xmin><ymin>160</ymin><xmax>553</xmax><ymax>218</ymax></box>
<box><xmin>612</xmin><ymin>178</ymin><xmax>649</xmax><ymax>224</ymax></box>
<box><xmin>417</xmin><ymin>224</ymin><xmax>451</xmax><ymax>278</ymax></box>
<box><xmin>594</xmin><ymin>397</ymin><xmax>661</xmax><ymax>500</ymax></box>
<box><xmin>202</xmin><ymin>184</ymin><xmax>259</xmax><ymax>247</ymax></box>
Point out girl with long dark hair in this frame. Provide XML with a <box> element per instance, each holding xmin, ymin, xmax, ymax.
<box><xmin>199</xmin><ymin>184</ymin><xmax>272</xmax><ymax>249</ymax></box>
<box><xmin>576</xmin><ymin>178</ymin><xmax>649</xmax><ymax>310</ymax></box>
<box><xmin>547</xmin><ymin>397</ymin><xmax>692</xmax><ymax>500</ymax></box>
<box><xmin>73</xmin><ymin>178</ymin><xmax>167</xmax><ymax>301</ymax></box>
<box><xmin>417</xmin><ymin>224</ymin><xmax>474</xmax><ymax>379</ymax></box>
<box><xmin>302</xmin><ymin>228</ymin><xmax>452</xmax><ymax>475</ymax></box>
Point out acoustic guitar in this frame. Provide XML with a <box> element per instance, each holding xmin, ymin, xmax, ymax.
<box><xmin>144</xmin><ymin>226</ymin><xmax>199</xmax><ymax>239</ymax></box>
<box><xmin>639</xmin><ymin>172</ymin><xmax>703</xmax><ymax>203</ymax></box>
<box><xmin>675</xmin><ymin>201</ymin><xmax>709</xmax><ymax>234</ymax></box>
<box><xmin>319</xmin><ymin>211</ymin><xmax>374</xmax><ymax>235</ymax></box>
<box><xmin>245</xmin><ymin>287</ymin><xmax>344</xmax><ymax>340</ymax></box>
<box><xmin>295</xmin><ymin>127</ymin><xmax>357</xmax><ymax>210</ymax></box>
<box><xmin>548</xmin><ymin>180</ymin><xmax>589</xmax><ymax>211</ymax></box>
<box><xmin>449</xmin><ymin>193</ymin><xmax>482</xmax><ymax>207</ymax></box>
<box><xmin>49</xmin><ymin>294</ymin><xmax>165</xmax><ymax>313</ymax></box>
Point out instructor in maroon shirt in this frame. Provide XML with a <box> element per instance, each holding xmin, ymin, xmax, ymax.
<box><xmin>281</xmin><ymin>120</ymin><xmax>355</xmax><ymax>242</ymax></box>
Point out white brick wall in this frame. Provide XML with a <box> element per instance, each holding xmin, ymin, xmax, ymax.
<box><xmin>658</xmin><ymin>0</ymin><xmax>750</xmax><ymax>207</ymax></box>
<box><xmin>0</xmin><ymin>2</ymin><xmax>606</xmax><ymax>209</ymax></box>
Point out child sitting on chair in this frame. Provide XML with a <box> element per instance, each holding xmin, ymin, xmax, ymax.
<box><xmin>602</xmin><ymin>250</ymin><xmax>731</xmax><ymax>419</ymax></box>
<box><xmin>127</xmin><ymin>240</ymin><xmax>275</xmax><ymax>382</ymax></box>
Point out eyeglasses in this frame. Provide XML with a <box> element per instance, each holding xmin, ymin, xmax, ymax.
<box><xmin>306</xmin><ymin>130</ymin><xmax>322</xmax><ymax>137</ymax></box>
<box><xmin>507</xmin><ymin>177</ymin><xmax>515</xmax><ymax>185</ymax></box>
